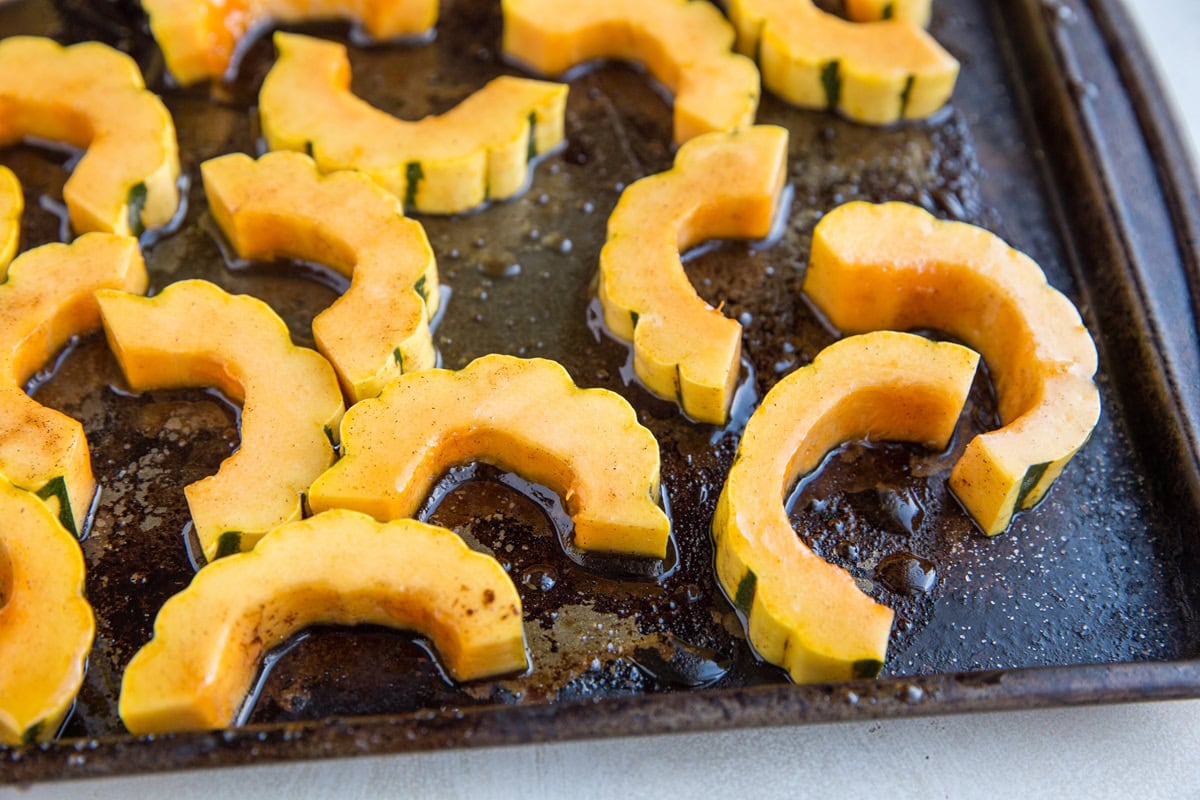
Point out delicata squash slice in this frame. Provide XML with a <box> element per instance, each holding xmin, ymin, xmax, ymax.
<box><xmin>97</xmin><ymin>280</ymin><xmax>345</xmax><ymax>562</ymax></box>
<box><xmin>803</xmin><ymin>202</ymin><xmax>1101</xmax><ymax>535</ymax></box>
<box><xmin>0</xmin><ymin>475</ymin><xmax>95</xmax><ymax>745</ymax></box>
<box><xmin>260</xmin><ymin>32</ymin><xmax>567</xmax><ymax>215</ymax></box>
<box><xmin>714</xmin><ymin>332</ymin><xmax>979</xmax><ymax>683</ymax></box>
<box><xmin>308</xmin><ymin>354</ymin><xmax>672</xmax><ymax>559</ymax></box>
<box><xmin>202</xmin><ymin>151</ymin><xmax>439</xmax><ymax>402</ymax></box>
<box><xmin>597</xmin><ymin>126</ymin><xmax>789</xmax><ymax>425</ymax></box>
<box><xmin>501</xmin><ymin>0</ymin><xmax>759</xmax><ymax>144</ymax></box>
<box><xmin>0</xmin><ymin>36</ymin><xmax>180</xmax><ymax>236</ymax></box>
<box><xmin>119</xmin><ymin>510</ymin><xmax>527</xmax><ymax>734</ymax></box>
<box><xmin>0</xmin><ymin>166</ymin><xmax>20</xmax><ymax>272</ymax></box>
<box><xmin>141</xmin><ymin>0</ymin><xmax>438</xmax><ymax>86</ymax></box>
<box><xmin>726</xmin><ymin>0</ymin><xmax>958</xmax><ymax>124</ymax></box>
<box><xmin>0</xmin><ymin>234</ymin><xmax>147</xmax><ymax>535</ymax></box>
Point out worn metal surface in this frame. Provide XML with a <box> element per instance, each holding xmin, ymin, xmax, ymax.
<box><xmin>1</xmin><ymin>0</ymin><xmax>1199</xmax><ymax>783</ymax></box>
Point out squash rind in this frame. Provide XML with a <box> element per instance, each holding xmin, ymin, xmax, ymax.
<box><xmin>0</xmin><ymin>475</ymin><xmax>95</xmax><ymax>744</ymax></box>
<box><xmin>803</xmin><ymin>201</ymin><xmax>1101</xmax><ymax>535</ymax></box>
<box><xmin>141</xmin><ymin>0</ymin><xmax>439</xmax><ymax>86</ymax></box>
<box><xmin>501</xmin><ymin>0</ymin><xmax>759</xmax><ymax>145</ymax></box>
<box><xmin>260</xmin><ymin>32</ymin><xmax>567</xmax><ymax>215</ymax></box>
<box><xmin>96</xmin><ymin>279</ymin><xmax>346</xmax><ymax>561</ymax></box>
<box><xmin>0</xmin><ymin>234</ymin><xmax>147</xmax><ymax>534</ymax></box>
<box><xmin>0</xmin><ymin>37</ymin><xmax>180</xmax><ymax>236</ymax></box>
<box><xmin>713</xmin><ymin>331</ymin><xmax>979</xmax><ymax>683</ymax></box>
<box><xmin>597</xmin><ymin>126</ymin><xmax>789</xmax><ymax>425</ymax></box>
<box><xmin>202</xmin><ymin>151</ymin><xmax>439</xmax><ymax>402</ymax></box>
<box><xmin>727</xmin><ymin>0</ymin><xmax>957</xmax><ymax>124</ymax></box>
<box><xmin>308</xmin><ymin>354</ymin><xmax>672</xmax><ymax>559</ymax></box>
<box><xmin>118</xmin><ymin>509</ymin><xmax>527</xmax><ymax>734</ymax></box>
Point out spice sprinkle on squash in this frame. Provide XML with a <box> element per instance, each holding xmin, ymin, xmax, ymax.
<box><xmin>260</xmin><ymin>32</ymin><xmax>567</xmax><ymax>215</ymax></box>
<box><xmin>714</xmin><ymin>332</ymin><xmax>979</xmax><ymax>683</ymax></box>
<box><xmin>0</xmin><ymin>234</ymin><xmax>147</xmax><ymax>536</ymax></box>
<box><xmin>0</xmin><ymin>475</ymin><xmax>95</xmax><ymax>745</ymax></box>
<box><xmin>308</xmin><ymin>354</ymin><xmax>672</xmax><ymax>560</ymax></box>
<box><xmin>726</xmin><ymin>0</ymin><xmax>958</xmax><ymax>124</ymax></box>
<box><xmin>97</xmin><ymin>279</ymin><xmax>345</xmax><ymax>562</ymax></box>
<box><xmin>803</xmin><ymin>201</ymin><xmax>1101</xmax><ymax>535</ymax></box>
<box><xmin>202</xmin><ymin>150</ymin><xmax>439</xmax><ymax>403</ymax></box>
<box><xmin>0</xmin><ymin>36</ymin><xmax>180</xmax><ymax>236</ymax></box>
<box><xmin>597</xmin><ymin>125</ymin><xmax>789</xmax><ymax>425</ymax></box>
<box><xmin>141</xmin><ymin>0</ymin><xmax>439</xmax><ymax>85</ymax></box>
<box><xmin>119</xmin><ymin>510</ymin><xmax>527</xmax><ymax>734</ymax></box>
<box><xmin>501</xmin><ymin>0</ymin><xmax>759</xmax><ymax>144</ymax></box>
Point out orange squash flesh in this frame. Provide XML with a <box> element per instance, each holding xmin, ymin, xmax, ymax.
<box><xmin>308</xmin><ymin>354</ymin><xmax>671</xmax><ymax>559</ymax></box>
<box><xmin>0</xmin><ymin>234</ymin><xmax>147</xmax><ymax>535</ymax></box>
<box><xmin>0</xmin><ymin>475</ymin><xmax>95</xmax><ymax>745</ymax></box>
<box><xmin>119</xmin><ymin>510</ymin><xmax>527</xmax><ymax>734</ymax></box>
<box><xmin>142</xmin><ymin>0</ymin><xmax>438</xmax><ymax>85</ymax></box>
<box><xmin>0</xmin><ymin>37</ymin><xmax>180</xmax><ymax>236</ymax></box>
<box><xmin>202</xmin><ymin>151</ymin><xmax>439</xmax><ymax>402</ymax></box>
<box><xmin>0</xmin><ymin>166</ymin><xmax>20</xmax><ymax>273</ymax></box>
<box><xmin>597</xmin><ymin>126</ymin><xmax>789</xmax><ymax>425</ymax></box>
<box><xmin>727</xmin><ymin>0</ymin><xmax>957</xmax><ymax>124</ymax></box>
<box><xmin>845</xmin><ymin>0</ymin><xmax>931</xmax><ymax>26</ymax></box>
<box><xmin>97</xmin><ymin>280</ymin><xmax>345</xmax><ymax>561</ymax></box>
<box><xmin>713</xmin><ymin>332</ymin><xmax>979</xmax><ymax>683</ymax></box>
<box><xmin>803</xmin><ymin>202</ymin><xmax>1101</xmax><ymax>534</ymax></box>
<box><xmin>260</xmin><ymin>32</ymin><xmax>568</xmax><ymax>215</ymax></box>
<box><xmin>501</xmin><ymin>0</ymin><xmax>759</xmax><ymax>144</ymax></box>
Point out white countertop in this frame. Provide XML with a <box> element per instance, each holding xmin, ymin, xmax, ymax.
<box><xmin>10</xmin><ymin>1</ymin><xmax>1200</xmax><ymax>796</ymax></box>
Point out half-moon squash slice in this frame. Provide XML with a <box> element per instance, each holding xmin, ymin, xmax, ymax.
<box><xmin>713</xmin><ymin>331</ymin><xmax>979</xmax><ymax>683</ymax></box>
<box><xmin>308</xmin><ymin>354</ymin><xmax>671</xmax><ymax>559</ymax></box>
<box><xmin>260</xmin><ymin>32</ymin><xmax>567</xmax><ymax>215</ymax></box>
<box><xmin>202</xmin><ymin>151</ymin><xmax>439</xmax><ymax>402</ymax></box>
<box><xmin>119</xmin><ymin>509</ymin><xmax>527</xmax><ymax>734</ymax></box>
<box><xmin>501</xmin><ymin>0</ymin><xmax>759</xmax><ymax>144</ymax></box>
<box><xmin>0</xmin><ymin>234</ymin><xmax>147</xmax><ymax>535</ymax></box>
<box><xmin>803</xmin><ymin>201</ymin><xmax>1101</xmax><ymax>535</ymax></box>
<box><xmin>0</xmin><ymin>475</ymin><xmax>95</xmax><ymax>745</ymax></box>
<box><xmin>0</xmin><ymin>36</ymin><xmax>180</xmax><ymax>236</ymax></box>
<box><xmin>0</xmin><ymin>166</ymin><xmax>20</xmax><ymax>273</ymax></box>
<box><xmin>97</xmin><ymin>279</ymin><xmax>345</xmax><ymax>562</ymax></box>
<box><xmin>597</xmin><ymin>125</ymin><xmax>789</xmax><ymax>425</ymax></box>
<box><xmin>141</xmin><ymin>0</ymin><xmax>439</xmax><ymax>86</ymax></box>
<box><xmin>726</xmin><ymin>0</ymin><xmax>957</xmax><ymax>124</ymax></box>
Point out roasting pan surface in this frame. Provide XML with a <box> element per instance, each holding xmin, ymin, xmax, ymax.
<box><xmin>2</xmin><ymin>0</ymin><xmax>1200</xmax><ymax>782</ymax></box>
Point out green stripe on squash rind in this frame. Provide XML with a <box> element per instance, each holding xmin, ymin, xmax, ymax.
<box><xmin>1016</xmin><ymin>461</ymin><xmax>1052</xmax><ymax>510</ymax></box>
<box><xmin>734</xmin><ymin>569</ymin><xmax>757</xmax><ymax>615</ymax></box>
<box><xmin>403</xmin><ymin>161</ymin><xmax>424</xmax><ymax>214</ymax></box>
<box><xmin>820</xmin><ymin>61</ymin><xmax>842</xmax><ymax>111</ymax></box>
<box><xmin>126</xmin><ymin>182</ymin><xmax>148</xmax><ymax>238</ymax></box>
<box><xmin>35</xmin><ymin>475</ymin><xmax>78</xmax><ymax>537</ymax></box>
<box><xmin>527</xmin><ymin>111</ymin><xmax>538</xmax><ymax>162</ymax></box>
<box><xmin>214</xmin><ymin>531</ymin><xmax>242</xmax><ymax>560</ymax></box>
<box><xmin>21</xmin><ymin>720</ymin><xmax>44</xmax><ymax>746</ymax></box>
<box><xmin>899</xmin><ymin>75</ymin><xmax>916</xmax><ymax>118</ymax></box>
<box><xmin>852</xmin><ymin>659</ymin><xmax>884</xmax><ymax>679</ymax></box>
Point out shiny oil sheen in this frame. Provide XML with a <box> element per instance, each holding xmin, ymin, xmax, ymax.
<box><xmin>0</xmin><ymin>0</ymin><xmax>1195</xmax><ymax>743</ymax></box>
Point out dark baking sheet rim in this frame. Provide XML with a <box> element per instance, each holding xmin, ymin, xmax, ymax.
<box><xmin>5</xmin><ymin>0</ymin><xmax>1200</xmax><ymax>784</ymax></box>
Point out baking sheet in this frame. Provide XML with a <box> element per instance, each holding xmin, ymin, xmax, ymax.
<box><xmin>2</xmin><ymin>0</ymin><xmax>1200</xmax><ymax>781</ymax></box>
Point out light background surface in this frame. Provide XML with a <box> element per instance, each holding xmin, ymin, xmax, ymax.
<box><xmin>8</xmin><ymin>1</ymin><xmax>1200</xmax><ymax>796</ymax></box>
